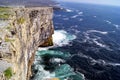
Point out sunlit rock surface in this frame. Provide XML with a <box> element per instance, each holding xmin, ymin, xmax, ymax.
<box><xmin>0</xmin><ymin>7</ymin><xmax>54</xmax><ymax>80</ymax></box>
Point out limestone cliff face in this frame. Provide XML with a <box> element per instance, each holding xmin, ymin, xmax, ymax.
<box><xmin>0</xmin><ymin>7</ymin><xmax>54</xmax><ymax>80</ymax></box>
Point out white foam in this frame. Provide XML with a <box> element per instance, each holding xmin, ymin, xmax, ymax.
<box><xmin>78</xmin><ymin>12</ymin><xmax>83</xmax><ymax>15</ymax></box>
<box><xmin>93</xmin><ymin>39</ymin><xmax>106</xmax><ymax>48</ymax></box>
<box><xmin>38</xmin><ymin>46</ymin><xmax>53</xmax><ymax>51</ymax></box>
<box><xmin>108</xmin><ymin>63</ymin><xmax>120</xmax><ymax>66</ymax></box>
<box><xmin>66</xmin><ymin>9</ymin><xmax>73</xmax><ymax>12</ymax></box>
<box><xmin>79</xmin><ymin>18</ymin><xmax>83</xmax><ymax>21</ymax></box>
<box><xmin>63</xmin><ymin>18</ymin><xmax>69</xmax><ymax>20</ymax></box>
<box><xmin>52</xmin><ymin>30</ymin><xmax>76</xmax><ymax>46</ymax></box>
<box><xmin>93</xmin><ymin>16</ymin><xmax>97</xmax><ymax>18</ymax></box>
<box><xmin>55</xmin><ymin>14</ymin><xmax>62</xmax><ymax>17</ymax></box>
<box><xmin>50</xmin><ymin>58</ymin><xmax>65</xmax><ymax>63</ymax></box>
<box><xmin>83</xmin><ymin>31</ymin><xmax>111</xmax><ymax>50</ymax></box>
<box><xmin>71</xmin><ymin>15</ymin><xmax>79</xmax><ymax>18</ymax></box>
<box><xmin>96</xmin><ymin>60</ymin><xmax>120</xmax><ymax>67</ymax></box>
<box><xmin>104</xmin><ymin>20</ymin><xmax>112</xmax><ymax>24</ymax></box>
<box><xmin>33</xmin><ymin>64</ymin><xmax>55</xmax><ymax>80</ymax></box>
<box><xmin>91</xmin><ymin>58</ymin><xmax>120</xmax><ymax>67</ymax></box>
<box><xmin>52</xmin><ymin>30</ymin><xmax>66</xmax><ymax>45</ymax></box>
<box><xmin>74</xmin><ymin>30</ymin><xmax>81</xmax><ymax>34</ymax></box>
<box><xmin>87</xmin><ymin>30</ymin><xmax>108</xmax><ymax>35</ymax></box>
<box><xmin>113</xmin><ymin>24</ymin><xmax>120</xmax><ymax>29</ymax></box>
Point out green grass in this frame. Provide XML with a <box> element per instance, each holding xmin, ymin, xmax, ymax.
<box><xmin>0</xmin><ymin>7</ymin><xmax>11</xmax><ymax>19</ymax></box>
<box><xmin>17</xmin><ymin>17</ymin><xmax>25</xmax><ymax>24</ymax></box>
<box><xmin>5</xmin><ymin>38</ymin><xmax>15</xmax><ymax>42</ymax></box>
<box><xmin>0</xmin><ymin>7</ymin><xmax>10</xmax><ymax>9</ymax></box>
<box><xmin>0</xmin><ymin>7</ymin><xmax>10</xmax><ymax>11</ymax></box>
<box><xmin>4</xmin><ymin>67</ymin><xmax>12</xmax><ymax>79</ymax></box>
<box><xmin>0</xmin><ymin>14</ymin><xmax>10</xmax><ymax>19</ymax></box>
<box><xmin>5</xmin><ymin>26</ymin><xmax>11</xmax><ymax>30</ymax></box>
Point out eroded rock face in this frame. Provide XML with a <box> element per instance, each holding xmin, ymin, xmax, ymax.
<box><xmin>0</xmin><ymin>7</ymin><xmax>54</xmax><ymax>80</ymax></box>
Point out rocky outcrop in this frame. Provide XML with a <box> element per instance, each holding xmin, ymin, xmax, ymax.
<box><xmin>0</xmin><ymin>7</ymin><xmax>54</xmax><ymax>80</ymax></box>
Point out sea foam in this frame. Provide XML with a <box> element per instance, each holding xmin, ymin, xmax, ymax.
<box><xmin>87</xmin><ymin>30</ymin><xmax>108</xmax><ymax>35</ymax></box>
<box><xmin>66</xmin><ymin>9</ymin><xmax>73</xmax><ymax>12</ymax></box>
<box><xmin>52</xmin><ymin>30</ymin><xmax>76</xmax><ymax>46</ymax></box>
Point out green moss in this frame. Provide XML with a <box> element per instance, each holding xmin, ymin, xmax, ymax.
<box><xmin>17</xmin><ymin>17</ymin><xmax>25</xmax><ymax>24</ymax></box>
<box><xmin>4</xmin><ymin>67</ymin><xmax>12</xmax><ymax>79</ymax></box>
<box><xmin>5</xmin><ymin>38</ymin><xmax>15</xmax><ymax>42</ymax></box>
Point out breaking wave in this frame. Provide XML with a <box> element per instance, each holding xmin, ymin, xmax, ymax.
<box><xmin>52</xmin><ymin>30</ymin><xmax>76</xmax><ymax>46</ymax></box>
<box><xmin>31</xmin><ymin>30</ymin><xmax>84</xmax><ymax>80</ymax></box>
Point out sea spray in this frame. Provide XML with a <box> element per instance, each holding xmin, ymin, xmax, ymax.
<box><xmin>52</xmin><ymin>30</ymin><xmax>76</xmax><ymax>46</ymax></box>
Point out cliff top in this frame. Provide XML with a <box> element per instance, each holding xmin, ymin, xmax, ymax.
<box><xmin>0</xmin><ymin>0</ymin><xmax>57</xmax><ymax>7</ymax></box>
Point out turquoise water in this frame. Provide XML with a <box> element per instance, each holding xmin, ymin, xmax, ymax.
<box><xmin>31</xmin><ymin>30</ymin><xmax>84</xmax><ymax>80</ymax></box>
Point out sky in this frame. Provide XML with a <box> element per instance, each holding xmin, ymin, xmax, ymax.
<box><xmin>58</xmin><ymin>0</ymin><xmax>120</xmax><ymax>6</ymax></box>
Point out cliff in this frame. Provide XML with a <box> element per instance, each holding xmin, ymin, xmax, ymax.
<box><xmin>0</xmin><ymin>7</ymin><xmax>54</xmax><ymax>80</ymax></box>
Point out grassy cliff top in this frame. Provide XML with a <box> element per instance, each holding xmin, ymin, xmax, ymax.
<box><xmin>0</xmin><ymin>7</ymin><xmax>11</xmax><ymax>20</ymax></box>
<box><xmin>0</xmin><ymin>0</ymin><xmax>57</xmax><ymax>7</ymax></box>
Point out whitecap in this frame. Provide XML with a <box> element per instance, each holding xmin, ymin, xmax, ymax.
<box><xmin>52</xmin><ymin>30</ymin><xmax>76</xmax><ymax>46</ymax></box>
<box><xmin>108</xmin><ymin>63</ymin><xmax>120</xmax><ymax>66</ymax></box>
<box><xmin>73</xmin><ymin>53</ymin><xmax>120</xmax><ymax>67</ymax></box>
<box><xmin>87</xmin><ymin>30</ymin><xmax>108</xmax><ymax>35</ymax></box>
<box><xmin>113</xmin><ymin>24</ymin><xmax>120</xmax><ymax>29</ymax></box>
<box><xmin>55</xmin><ymin>14</ymin><xmax>62</xmax><ymax>17</ymax></box>
<box><xmin>71</xmin><ymin>15</ymin><xmax>79</xmax><ymax>18</ymax></box>
<box><xmin>90</xmin><ymin>58</ymin><xmax>120</xmax><ymax>67</ymax></box>
<box><xmin>104</xmin><ymin>20</ymin><xmax>112</xmax><ymax>24</ymax></box>
<box><xmin>93</xmin><ymin>59</ymin><xmax>120</xmax><ymax>67</ymax></box>
<box><xmin>63</xmin><ymin>18</ymin><xmax>69</xmax><ymax>20</ymax></box>
<box><xmin>66</xmin><ymin>9</ymin><xmax>73</xmax><ymax>12</ymax></box>
<box><xmin>93</xmin><ymin>16</ymin><xmax>97</xmax><ymax>18</ymax></box>
<box><xmin>93</xmin><ymin>39</ymin><xmax>106</xmax><ymax>48</ymax></box>
<box><xmin>78</xmin><ymin>12</ymin><xmax>83</xmax><ymax>16</ymax></box>
<box><xmin>79</xmin><ymin>18</ymin><xmax>83</xmax><ymax>21</ymax></box>
<box><xmin>74</xmin><ymin>30</ymin><xmax>81</xmax><ymax>34</ymax></box>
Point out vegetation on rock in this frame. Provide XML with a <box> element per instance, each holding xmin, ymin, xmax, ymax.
<box><xmin>0</xmin><ymin>7</ymin><xmax>11</xmax><ymax>20</ymax></box>
<box><xmin>3</xmin><ymin>67</ymin><xmax>12</xmax><ymax>79</ymax></box>
<box><xmin>17</xmin><ymin>17</ymin><xmax>25</xmax><ymax>24</ymax></box>
<box><xmin>5</xmin><ymin>38</ymin><xmax>15</xmax><ymax>42</ymax></box>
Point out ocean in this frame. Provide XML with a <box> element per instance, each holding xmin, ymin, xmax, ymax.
<box><xmin>31</xmin><ymin>2</ymin><xmax>120</xmax><ymax>80</ymax></box>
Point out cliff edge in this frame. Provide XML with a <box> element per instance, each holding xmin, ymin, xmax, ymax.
<box><xmin>0</xmin><ymin>7</ymin><xmax>54</xmax><ymax>80</ymax></box>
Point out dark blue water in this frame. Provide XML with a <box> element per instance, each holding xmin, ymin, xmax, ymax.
<box><xmin>53</xmin><ymin>2</ymin><xmax>120</xmax><ymax>80</ymax></box>
<box><xmin>32</xmin><ymin>2</ymin><xmax>120</xmax><ymax>80</ymax></box>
